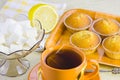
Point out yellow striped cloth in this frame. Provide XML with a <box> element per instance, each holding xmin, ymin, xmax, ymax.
<box><xmin>0</xmin><ymin>0</ymin><xmax>66</xmax><ymax>18</ymax></box>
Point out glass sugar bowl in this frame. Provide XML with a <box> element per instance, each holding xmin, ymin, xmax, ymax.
<box><xmin>0</xmin><ymin>14</ymin><xmax>45</xmax><ymax>77</ymax></box>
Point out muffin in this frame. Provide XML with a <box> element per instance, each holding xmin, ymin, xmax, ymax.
<box><xmin>102</xmin><ymin>35</ymin><xmax>120</xmax><ymax>59</ymax></box>
<box><xmin>70</xmin><ymin>30</ymin><xmax>101</xmax><ymax>55</ymax></box>
<box><xmin>92</xmin><ymin>18</ymin><xmax>120</xmax><ymax>37</ymax></box>
<box><xmin>64</xmin><ymin>12</ymin><xmax>92</xmax><ymax>33</ymax></box>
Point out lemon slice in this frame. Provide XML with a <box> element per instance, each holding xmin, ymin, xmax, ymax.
<box><xmin>28</xmin><ymin>4</ymin><xmax>59</xmax><ymax>33</ymax></box>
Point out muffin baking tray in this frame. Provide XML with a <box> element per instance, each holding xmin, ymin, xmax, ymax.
<box><xmin>45</xmin><ymin>9</ymin><xmax>120</xmax><ymax>67</ymax></box>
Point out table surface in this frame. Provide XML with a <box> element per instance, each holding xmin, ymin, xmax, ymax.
<box><xmin>0</xmin><ymin>0</ymin><xmax>120</xmax><ymax>80</ymax></box>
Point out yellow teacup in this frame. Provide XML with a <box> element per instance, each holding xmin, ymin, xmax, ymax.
<box><xmin>40</xmin><ymin>45</ymin><xmax>100</xmax><ymax>80</ymax></box>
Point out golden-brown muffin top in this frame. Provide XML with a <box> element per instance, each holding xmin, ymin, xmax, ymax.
<box><xmin>94</xmin><ymin>18</ymin><xmax>120</xmax><ymax>35</ymax></box>
<box><xmin>103</xmin><ymin>35</ymin><xmax>120</xmax><ymax>52</ymax></box>
<box><xmin>65</xmin><ymin>12</ymin><xmax>91</xmax><ymax>28</ymax></box>
<box><xmin>70</xmin><ymin>30</ymin><xmax>100</xmax><ymax>48</ymax></box>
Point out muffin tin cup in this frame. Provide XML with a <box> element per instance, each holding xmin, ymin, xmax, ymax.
<box><xmin>70</xmin><ymin>31</ymin><xmax>102</xmax><ymax>55</ymax></box>
<box><xmin>64</xmin><ymin>14</ymin><xmax>93</xmax><ymax>33</ymax></box>
<box><xmin>91</xmin><ymin>18</ymin><xmax>120</xmax><ymax>39</ymax></box>
<box><xmin>102</xmin><ymin>37</ymin><xmax>120</xmax><ymax>59</ymax></box>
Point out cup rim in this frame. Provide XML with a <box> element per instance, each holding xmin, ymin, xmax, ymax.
<box><xmin>102</xmin><ymin>35</ymin><xmax>120</xmax><ymax>54</ymax></box>
<box><xmin>63</xmin><ymin>13</ymin><xmax>93</xmax><ymax>31</ymax></box>
<box><xmin>91</xmin><ymin>18</ymin><xmax>120</xmax><ymax>36</ymax></box>
<box><xmin>70</xmin><ymin>30</ymin><xmax>102</xmax><ymax>50</ymax></box>
<box><xmin>41</xmin><ymin>45</ymin><xmax>87</xmax><ymax>71</ymax></box>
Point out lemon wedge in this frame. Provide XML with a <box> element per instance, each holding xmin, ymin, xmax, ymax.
<box><xmin>28</xmin><ymin>4</ymin><xmax>59</xmax><ymax>33</ymax></box>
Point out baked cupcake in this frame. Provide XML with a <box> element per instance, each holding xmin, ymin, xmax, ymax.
<box><xmin>64</xmin><ymin>12</ymin><xmax>92</xmax><ymax>33</ymax></box>
<box><xmin>70</xmin><ymin>30</ymin><xmax>101</xmax><ymax>55</ymax></box>
<box><xmin>92</xmin><ymin>18</ymin><xmax>120</xmax><ymax>37</ymax></box>
<box><xmin>102</xmin><ymin>35</ymin><xmax>120</xmax><ymax>59</ymax></box>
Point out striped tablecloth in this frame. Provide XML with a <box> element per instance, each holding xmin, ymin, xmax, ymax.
<box><xmin>0</xmin><ymin>0</ymin><xmax>66</xmax><ymax>18</ymax></box>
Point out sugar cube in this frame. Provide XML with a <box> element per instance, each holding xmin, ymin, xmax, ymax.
<box><xmin>9</xmin><ymin>44</ymin><xmax>22</xmax><ymax>53</ymax></box>
<box><xmin>0</xmin><ymin>45</ymin><xmax>9</xmax><ymax>54</ymax></box>
<box><xmin>0</xmin><ymin>33</ymin><xmax>5</xmax><ymax>44</ymax></box>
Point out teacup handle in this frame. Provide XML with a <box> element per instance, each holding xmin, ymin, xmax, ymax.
<box><xmin>83</xmin><ymin>59</ymin><xmax>99</xmax><ymax>80</ymax></box>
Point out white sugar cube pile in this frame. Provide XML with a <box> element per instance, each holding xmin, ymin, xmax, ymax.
<box><xmin>0</xmin><ymin>19</ymin><xmax>39</xmax><ymax>54</ymax></box>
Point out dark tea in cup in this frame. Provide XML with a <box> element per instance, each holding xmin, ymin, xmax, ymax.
<box><xmin>40</xmin><ymin>45</ymin><xmax>100</xmax><ymax>80</ymax></box>
<box><xmin>46</xmin><ymin>49</ymin><xmax>82</xmax><ymax>69</ymax></box>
